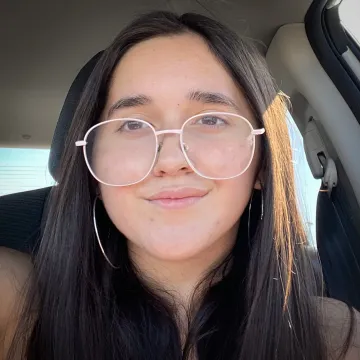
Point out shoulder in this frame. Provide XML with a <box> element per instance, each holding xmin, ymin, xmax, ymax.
<box><xmin>0</xmin><ymin>246</ymin><xmax>32</xmax><ymax>276</ymax></box>
<box><xmin>315</xmin><ymin>296</ymin><xmax>360</xmax><ymax>360</ymax></box>
<box><xmin>0</xmin><ymin>247</ymin><xmax>33</xmax><ymax>358</ymax></box>
<box><xmin>0</xmin><ymin>247</ymin><xmax>33</xmax><ymax>308</ymax></box>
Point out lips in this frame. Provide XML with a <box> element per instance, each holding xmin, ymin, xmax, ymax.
<box><xmin>147</xmin><ymin>187</ymin><xmax>209</xmax><ymax>209</ymax></box>
<box><xmin>148</xmin><ymin>187</ymin><xmax>209</xmax><ymax>200</ymax></box>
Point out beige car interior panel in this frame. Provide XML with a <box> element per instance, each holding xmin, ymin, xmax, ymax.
<box><xmin>266</xmin><ymin>23</ymin><xmax>360</xmax><ymax>205</ymax></box>
<box><xmin>0</xmin><ymin>0</ymin><xmax>311</xmax><ymax>149</ymax></box>
<box><xmin>342</xmin><ymin>49</ymin><xmax>360</xmax><ymax>81</ymax></box>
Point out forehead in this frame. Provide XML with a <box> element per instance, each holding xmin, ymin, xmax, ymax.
<box><xmin>106</xmin><ymin>33</ymin><xmax>253</xmax><ymax>120</ymax></box>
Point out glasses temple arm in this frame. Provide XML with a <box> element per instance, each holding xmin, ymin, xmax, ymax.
<box><xmin>252</xmin><ymin>128</ymin><xmax>265</xmax><ymax>136</ymax></box>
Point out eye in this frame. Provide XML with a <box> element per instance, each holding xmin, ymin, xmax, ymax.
<box><xmin>197</xmin><ymin>116</ymin><xmax>227</xmax><ymax>126</ymax></box>
<box><xmin>119</xmin><ymin>120</ymin><xmax>146</xmax><ymax>131</ymax></box>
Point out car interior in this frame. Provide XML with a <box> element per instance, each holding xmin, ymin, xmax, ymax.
<box><xmin>1</xmin><ymin>0</ymin><xmax>360</xmax><ymax>310</ymax></box>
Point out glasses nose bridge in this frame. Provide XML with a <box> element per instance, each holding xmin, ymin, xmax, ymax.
<box><xmin>154</xmin><ymin>129</ymin><xmax>184</xmax><ymax>155</ymax></box>
<box><xmin>154</xmin><ymin>129</ymin><xmax>182</xmax><ymax>137</ymax></box>
<box><xmin>154</xmin><ymin>129</ymin><xmax>183</xmax><ymax>151</ymax></box>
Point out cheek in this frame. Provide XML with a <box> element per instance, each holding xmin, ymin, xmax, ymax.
<box><xmin>100</xmin><ymin>186</ymin><xmax>137</xmax><ymax>232</ymax></box>
<box><xmin>214</xmin><ymin>175</ymin><xmax>254</xmax><ymax>223</ymax></box>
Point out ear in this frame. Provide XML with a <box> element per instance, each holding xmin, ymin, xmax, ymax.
<box><xmin>254</xmin><ymin>179</ymin><xmax>262</xmax><ymax>190</ymax></box>
<box><xmin>96</xmin><ymin>186</ymin><xmax>102</xmax><ymax>200</ymax></box>
<box><xmin>254</xmin><ymin>167</ymin><xmax>263</xmax><ymax>190</ymax></box>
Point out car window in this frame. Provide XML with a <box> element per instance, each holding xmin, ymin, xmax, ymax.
<box><xmin>339</xmin><ymin>0</ymin><xmax>360</xmax><ymax>45</ymax></box>
<box><xmin>287</xmin><ymin>113</ymin><xmax>321</xmax><ymax>248</ymax></box>
<box><xmin>0</xmin><ymin>148</ymin><xmax>55</xmax><ymax>196</ymax></box>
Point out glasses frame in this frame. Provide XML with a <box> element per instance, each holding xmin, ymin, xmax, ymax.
<box><xmin>75</xmin><ymin>111</ymin><xmax>265</xmax><ymax>187</ymax></box>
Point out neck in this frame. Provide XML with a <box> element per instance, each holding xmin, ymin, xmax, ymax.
<box><xmin>127</xmin><ymin>229</ymin><xmax>238</xmax><ymax>310</ymax></box>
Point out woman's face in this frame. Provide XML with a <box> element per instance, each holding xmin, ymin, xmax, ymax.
<box><xmin>99</xmin><ymin>33</ymin><xmax>261</xmax><ymax>262</ymax></box>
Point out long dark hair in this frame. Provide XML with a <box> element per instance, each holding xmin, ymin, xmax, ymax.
<box><xmin>8</xmin><ymin>11</ymin><xmax>347</xmax><ymax>360</ymax></box>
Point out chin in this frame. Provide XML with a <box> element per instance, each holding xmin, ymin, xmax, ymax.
<box><xmin>136</xmin><ymin>230</ymin><xmax>212</xmax><ymax>261</ymax></box>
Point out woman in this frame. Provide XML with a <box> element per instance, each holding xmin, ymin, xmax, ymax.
<box><xmin>1</xmin><ymin>11</ymin><xmax>359</xmax><ymax>360</ymax></box>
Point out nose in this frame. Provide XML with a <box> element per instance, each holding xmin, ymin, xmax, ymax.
<box><xmin>152</xmin><ymin>133</ymin><xmax>192</xmax><ymax>177</ymax></box>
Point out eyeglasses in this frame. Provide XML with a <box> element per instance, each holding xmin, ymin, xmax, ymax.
<box><xmin>75</xmin><ymin>112</ymin><xmax>265</xmax><ymax>186</ymax></box>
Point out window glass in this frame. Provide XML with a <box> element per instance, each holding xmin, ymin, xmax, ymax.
<box><xmin>287</xmin><ymin>113</ymin><xmax>321</xmax><ymax>248</ymax></box>
<box><xmin>0</xmin><ymin>148</ymin><xmax>55</xmax><ymax>196</ymax></box>
<box><xmin>339</xmin><ymin>0</ymin><xmax>360</xmax><ymax>45</ymax></box>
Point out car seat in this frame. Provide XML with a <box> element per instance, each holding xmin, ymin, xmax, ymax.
<box><xmin>0</xmin><ymin>51</ymin><xmax>103</xmax><ymax>253</ymax></box>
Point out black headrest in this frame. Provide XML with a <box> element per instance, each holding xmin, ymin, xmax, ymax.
<box><xmin>48</xmin><ymin>51</ymin><xmax>103</xmax><ymax>180</ymax></box>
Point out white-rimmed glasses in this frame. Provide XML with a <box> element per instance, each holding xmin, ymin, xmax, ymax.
<box><xmin>75</xmin><ymin>112</ymin><xmax>265</xmax><ymax>186</ymax></box>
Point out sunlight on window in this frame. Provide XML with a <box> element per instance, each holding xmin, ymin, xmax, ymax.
<box><xmin>287</xmin><ymin>114</ymin><xmax>321</xmax><ymax>248</ymax></box>
<box><xmin>339</xmin><ymin>0</ymin><xmax>360</xmax><ymax>45</ymax></box>
<box><xmin>0</xmin><ymin>148</ymin><xmax>55</xmax><ymax>196</ymax></box>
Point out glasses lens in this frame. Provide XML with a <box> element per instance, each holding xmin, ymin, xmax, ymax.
<box><xmin>85</xmin><ymin>119</ymin><xmax>157</xmax><ymax>185</ymax></box>
<box><xmin>182</xmin><ymin>113</ymin><xmax>254</xmax><ymax>178</ymax></box>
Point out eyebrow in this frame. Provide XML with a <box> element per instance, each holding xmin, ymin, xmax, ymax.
<box><xmin>107</xmin><ymin>90</ymin><xmax>241</xmax><ymax>118</ymax></box>
<box><xmin>107</xmin><ymin>95</ymin><xmax>152</xmax><ymax>117</ymax></box>
<box><xmin>187</xmin><ymin>90</ymin><xmax>241</xmax><ymax>112</ymax></box>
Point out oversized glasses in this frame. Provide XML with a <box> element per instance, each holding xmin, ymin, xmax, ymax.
<box><xmin>75</xmin><ymin>112</ymin><xmax>265</xmax><ymax>186</ymax></box>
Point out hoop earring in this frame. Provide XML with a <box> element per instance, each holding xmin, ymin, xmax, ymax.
<box><xmin>247</xmin><ymin>190</ymin><xmax>264</xmax><ymax>241</ymax></box>
<box><xmin>93</xmin><ymin>197</ymin><xmax>120</xmax><ymax>269</ymax></box>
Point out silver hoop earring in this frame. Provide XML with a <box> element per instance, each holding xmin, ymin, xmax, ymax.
<box><xmin>247</xmin><ymin>190</ymin><xmax>264</xmax><ymax>241</ymax></box>
<box><xmin>93</xmin><ymin>197</ymin><xmax>120</xmax><ymax>269</ymax></box>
